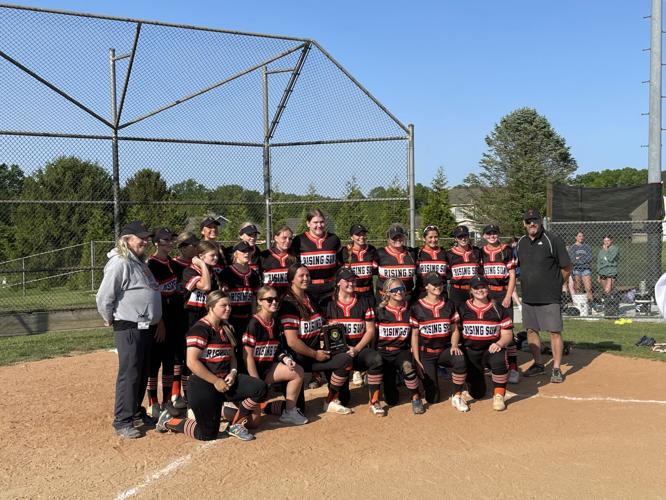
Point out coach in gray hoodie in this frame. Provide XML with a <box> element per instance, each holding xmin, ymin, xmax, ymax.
<box><xmin>97</xmin><ymin>220</ymin><xmax>162</xmax><ymax>439</ymax></box>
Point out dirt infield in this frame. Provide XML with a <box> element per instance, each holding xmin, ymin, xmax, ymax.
<box><xmin>2</xmin><ymin>348</ymin><xmax>666</xmax><ymax>499</ymax></box>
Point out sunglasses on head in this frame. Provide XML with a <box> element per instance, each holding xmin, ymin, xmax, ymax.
<box><xmin>259</xmin><ymin>297</ymin><xmax>279</xmax><ymax>304</ymax></box>
<box><xmin>388</xmin><ymin>285</ymin><xmax>406</xmax><ymax>294</ymax></box>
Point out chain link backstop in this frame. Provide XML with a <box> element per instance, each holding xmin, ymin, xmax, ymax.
<box><xmin>0</xmin><ymin>4</ymin><xmax>413</xmax><ymax>316</ymax></box>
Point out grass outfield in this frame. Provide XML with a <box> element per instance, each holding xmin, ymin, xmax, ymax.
<box><xmin>0</xmin><ymin>320</ymin><xmax>664</xmax><ymax>367</ymax></box>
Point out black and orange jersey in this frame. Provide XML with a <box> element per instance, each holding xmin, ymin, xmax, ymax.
<box><xmin>374</xmin><ymin>246</ymin><xmax>417</xmax><ymax>294</ymax></box>
<box><xmin>182</xmin><ymin>264</ymin><xmax>221</xmax><ymax>310</ymax></box>
<box><xmin>446</xmin><ymin>245</ymin><xmax>483</xmax><ymax>287</ymax></box>
<box><xmin>260</xmin><ymin>247</ymin><xmax>296</xmax><ymax>293</ymax></box>
<box><xmin>171</xmin><ymin>256</ymin><xmax>191</xmax><ymax>285</ymax></box>
<box><xmin>324</xmin><ymin>295</ymin><xmax>375</xmax><ymax>347</ymax></box>
<box><xmin>242</xmin><ymin>314</ymin><xmax>284</xmax><ymax>373</ymax></box>
<box><xmin>375</xmin><ymin>303</ymin><xmax>412</xmax><ymax>350</ymax></box>
<box><xmin>147</xmin><ymin>255</ymin><xmax>180</xmax><ymax>297</ymax></box>
<box><xmin>416</xmin><ymin>246</ymin><xmax>448</xmax><ymax>290</ymax></box>
<box><xmin>218</xmin><ymin>265</ymin><xmax>261</xmax><ymax>320</ymax></box>
<box><xmin>457</xmin><ymin>299</ymin><xmax>512</xmax><ymax>348</ymax></box>
<box><xmin>224</xmin><ymin>245</ymin><xmax>261</xmax><ymax>273</ymax></box>
<box><xmin>186</xmin><ymin>318</ymin><xmax>234</xmax><ymax>377</ymax></box>
<box><xmin>291</xmin><ymin>232</ymin><xmax>341</xmax><ymax>286</ymax></box>
<box><xmin>338</xmin><ymin>244</ymin><xmax>377</xmax><ymax>295</ymax></box>
<box><xmin>410</xmin><ymin>298</ymin><xmax>459</xmax><ymax>351</ymax></box>
<box><xmin>278</xmin><ymin>293</ymin><xmax>324</xmax><ymax>350</ymax></box>
<box><xmin>481</xmin><ymin>244</ymin><xmax>516</xmax><ymax>289</ymax></box>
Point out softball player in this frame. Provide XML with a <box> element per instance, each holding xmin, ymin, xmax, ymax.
<box><xmin>481</xmin><ymin>224</ymin><xmax>519</xmax><ymax>384</ymax></box>
<box><xmin>410</xmin><ymin>272</ymin><xmax>468</xmax><ymax>411</ymax></box>
<box><xmin>325</xmin><ymin>267</ymin><xmax>385</xmax><ymax>416</ymax></box>
<box><xmin>278</xmin><ymin>262</ymin><xmax>353</xmax><ymax>415</ymax></box>
<box><xmin>374</xmin><ymin>224</ymin><xmax>417</xmax><ymax>303</ymax></box>
<box><xmin>290</xmin><ymin>208</ymin><xmax>341</xmax><ymax>308</ymax></box>
<box><xmin>156</xmin><ymin>291</ymin><xmax>267</xmax><ymax>441</ymax></box>
<box><xmin>224</xmin><ymin>222</ymin><xmax>262</xmax><ymax>273</ymax></box>
<box><xmin>446</xmin><ymin>225</ymin><xmax>483</xmax><ymax>308</ymax></box>
<box><xmin>260</xmin><ymin>225</ymin><xmax>296</xmax><ymax>296</ymax></box>
<box><xmin>416</xmin><ymin>225</ymin><xmax>449</xmax><ymax>298</ymax></box>
<box><xmin>339</xmin><ymin>224</ymin><xmax>377</xmax><ymax>305</ymax></box>
<box><xmin>375</xmin><ymin>277</ymin><xmax>424</xmax><ymax>414</ymax></box>
<box><xmin>200</xmin><ymin>216</ymin><xmax>228</xmax><ymax>267</ymax></box>
<box><xmin>243</xmin><ymin>285</ymin><xmax>308</xmax><ymax>425</ymax></box>
<box><xmin>182</xmin><ymin>240</ymin><xmax>223</xmax><ymax>328</ymax></box>
<box><xmin>458</xmin><ymin>275</ymin><xmax>513</xmax><ymax>411</ymax></box>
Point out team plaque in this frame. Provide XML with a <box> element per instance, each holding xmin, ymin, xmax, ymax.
<box><xmin>322</xmin><ymin>324</ymin><xmax>348</xmax><ymax>355</ymax></box>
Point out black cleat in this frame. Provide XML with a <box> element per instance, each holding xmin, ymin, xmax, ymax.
<box><xmin>635</xmin><ymin>336</ymin><xmax>648</xmax><ymax>347</ymax></box>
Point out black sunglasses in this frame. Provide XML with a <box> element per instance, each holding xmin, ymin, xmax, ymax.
<box><xmin>259</xmin><ymin>297</ymin><xmax>279</xmax><ymax>304</ymax></box>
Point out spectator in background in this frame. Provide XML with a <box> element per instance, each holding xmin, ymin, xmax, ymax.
<box><xmin>597</xmin><ymin>234</ymin><xmax>618</xmax><ymax>296</ymax></box>
<box><xmin>568</xmin><ymin>231</ymin><xmax>593</xmax><ymax>303</ymax></box>
<box><xmin>96</xmin><ymin>220</ymin><xmax>162</xmax><ymax>439</ymax></box>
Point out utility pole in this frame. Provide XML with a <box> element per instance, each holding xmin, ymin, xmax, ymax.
<box><xmin>648</xmin><ymin>0</ymin><xmax>662</xmax><ymax>183</ymax></box>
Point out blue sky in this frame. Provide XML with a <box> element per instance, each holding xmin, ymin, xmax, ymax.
<box><xmin>4</xmin><ymin>0</ymin><xmax>655</xmax><ymax>187</ymax></box>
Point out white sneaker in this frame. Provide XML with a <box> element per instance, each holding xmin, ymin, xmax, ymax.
<box><xmin>492</xmin><ymin>393</ymin><xmax>506</xmax><ymax>411</ymax></box>
<box><xmin>279</xmin><ymin>407</ymin><xmax>308</xmax><ymax>425</ymax></box>
<box><xmin>508</xmin><ymin>369</ymin><xmax>520</xmax><ymax>384</ymax></box>
<box><xmin>352</xmin><ymin>371</ymin><xmax>364</xmax><ymax>386</ymax></box>
<box><xmin>187</xmin><ymin>407</ymin><xmax>195</xmax><ymax>420</ymax></box>
<box><xmin>451</xmin><ymin>394</ymin><xmax>469</xmax><ymax>412</ymax></box>
<box><xmin>369</xmin><ymin>402</ymin><xmax>386</xmax><ymax>416</ymax></box>
<box><xmin>324</xmin><ymin>399</ymin><xmax>352</xmax><ymax>415</ymax></box>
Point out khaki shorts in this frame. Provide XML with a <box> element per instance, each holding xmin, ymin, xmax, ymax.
<box><xmin>522</xmin><ymin>303</ymin><xmax>563</xmax><ymax>333</ymax></box>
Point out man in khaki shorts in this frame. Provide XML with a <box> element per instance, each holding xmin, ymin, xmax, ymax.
<box><xmin>516</xmin><ymin>209</ymin><xmax>572</xmax><ymax>383</ymax></box>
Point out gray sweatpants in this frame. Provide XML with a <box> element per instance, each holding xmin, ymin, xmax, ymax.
<box><xmin>113</xmin><ymin>327</ymin><xmax>153</xmax><ymax>430</ymax></box>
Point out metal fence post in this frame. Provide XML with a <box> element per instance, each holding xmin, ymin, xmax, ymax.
<box><xmin>262</xmin><ymin>65</ymin><xmax>273</xmax><ymax>238</ymax></box>
<box><xmin>407</xmin><ymin>124</ymin><xmax>416</xmax><ymax>247</ymax></box>
<box><xmin>90</xmin><ymin>240</ymin><xmax>95</xmax><ymax>292</ymax></box>
<box><xmin>21</xmin><ymin>257</ymin><xmax>26</xmax><ymax>297</ymax></box>
<box><xmin>109</xmin><ymin>48</ymin><xmax>121</xmax><ymax>240</ymax></box>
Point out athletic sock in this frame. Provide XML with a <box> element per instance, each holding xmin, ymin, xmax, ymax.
<box><xmin>171</xmin><ymin>365</ymin><xmax>182</xmax><ymax>400</ymax></box>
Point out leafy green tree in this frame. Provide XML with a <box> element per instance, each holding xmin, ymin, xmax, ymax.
<box><xmin>0</xmin><ymin>163</ymin><xmax>25</xmax><ymax>261</ymax></box>
<box><xmin>123</xmin><ymin>169</ymin><xmax>170</xmax><ymax>230</ymax></box>
<box><xmin>571</xmin><ymin>167</ymin><xmax>666</xmax><ymax>190</ymax></box>
<box><xmin>420</xmin><ymin>167</ymin><xmax>457</xmax><ymax>238</ymax></box>
<box><xmin>332</xmin><ymin>177</ymin><xmax>367</xmax><ymax>242</ymax></box>
<box><xmin>169</xmin><ymin>179</ymin><xmax>210</xmax><ymax>233</ymax></box>
<box><xmin>366</xmin><ymin>177</ymin><xmax>409</xmax><ymax>242</ymax></box>
<box><xmin>13</xmin><ymin>156</ymin><xmax>113</xmax><ymax>287</ymax></box>
<box><xmin>69</xmin><ymin>208</ymin><xmax>113</xmax><ymax>290</ymax></box>
<box><xmin>465</xmin><ymin>107</ymin><xmax>577</xmax><ymax>235</ymax></box>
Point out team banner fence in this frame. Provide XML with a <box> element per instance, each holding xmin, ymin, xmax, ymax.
<box><xmin>0</xmin><ymin>5</ymin><xmax>412</xmax><ymax>315</ymax></box>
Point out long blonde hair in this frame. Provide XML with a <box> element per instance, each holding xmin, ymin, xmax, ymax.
<box><xmin>115</xmin><ymin>235</ymin><xmax>134</xmax><ymax>259</ymax></box>
<box><xmin>378</xmin><ymin>278</ymin><xmax>404</xmax><ymax>310</ymax></box>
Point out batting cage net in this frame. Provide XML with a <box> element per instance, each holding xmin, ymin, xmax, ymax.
<box><xmin>0</xmin><ymin>5</ymin><xmax>412</xmax><ymax>316</ymax></box>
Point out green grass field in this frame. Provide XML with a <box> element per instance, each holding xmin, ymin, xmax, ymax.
<box><xmin>0</xmin><ymin>320</ymin><xmax>664</xmax><ymax>367</ymax></box>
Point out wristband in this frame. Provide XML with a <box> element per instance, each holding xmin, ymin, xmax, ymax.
<box><xmin>230</xmin><ymin>368</ymin><xmax>238</xmax><ymax>376</ymax></box>
<box><xmin>282</xmin><ymin>356</ymin><xmax>293</xmax><ymax>365</ymax></box>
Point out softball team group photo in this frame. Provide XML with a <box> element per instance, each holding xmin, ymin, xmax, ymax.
<box><xmin>97</xmin><ymin>207</ymin><xmax>571</xmax><ymax>441</ymax></box>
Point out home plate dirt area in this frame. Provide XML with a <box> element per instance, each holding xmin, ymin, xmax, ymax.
<box><xmin>2</xmin><ymin>348</ymin><xmax>666</xmax><ymax>499</ymax></box>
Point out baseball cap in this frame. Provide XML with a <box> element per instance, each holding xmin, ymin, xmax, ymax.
<box><xmin>120</xmin><ymin>220</ymin><xmax>152</xmax><ymax>239</ymax></box>
<box><xmin>387</xmin><ymin>224</ymin><xmax>406</xmax><ymax>239</ymax></box>
<box><xmin>523</xmin><ymin>208</ymin><xmax>542</xmax><ymax>222</ymax></box>
<box><xmin>470</xmin><ymin>275</ymin><xmax>489</xmax><ymax>289</ymax></box>
<box><xmin>200</xmin><ymin>216</ymin><xmax>221</xmax><ymax>229</ymax></box>
<box><xmin>177</xmin><ymin>234</ymin><xmax>200</xmax><ymax>248</ymax></box>
<box><xmin>232</xmin><ymin>241</ymin><xmax>253</xmax><ymax>253</ymax></box>
<box><xmin>350</xmin><ymin>224</ymin><xmax>368</xmax><ymax>236</ymax></box>
<box><xmin>483</xmin><ymin>224</ymin><xmax>500</xmax><ymax>235</ymax></box>
<box><xmin>453</xmin><ymin>225</ymin><xmax>470</xmax><ymax>238</ymax></box>
<box><xmin>424</xmin><ymin>272</ymin><xmax>444</xmax><ymax>287</ymax></box>
<box><xmin>335</xmin><ymin>267</ymin><xmax>357</xmax><ymax>283</ymax></box>
<box><xmin>239</xmin><ymin>224</ymin><xmax>259</xmax><ymax>236</ymax></box>
<box><xmin>153</xmin><ymin>228</ymin><xmax>173</xmax><ymax>241</ymax></box>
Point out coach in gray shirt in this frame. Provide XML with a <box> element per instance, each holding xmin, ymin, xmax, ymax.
<box><xmin>517</xmin><ymin>209</ymin><xmax>571</xmax><ymax>383</ymax></box>
<box><xmin>97</xmin><ymin>220</ymin><xmax>162</xmax><ymax>438</ymax></box>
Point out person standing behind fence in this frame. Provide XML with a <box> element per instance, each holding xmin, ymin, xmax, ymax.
<box><xmin>568</xmin><ymin>231</ymin><xmax>594</xmax><ymax>303</ymax></box>
<box><xmin>446</xmin><ymin>225</ymin><xmax>483</xmax><ymax>308</ymax></box>
<box><xmin>96</xmin><ymin>220</ymin><xmax>162</xmax><ymax>439</ymax></box>
<box><xmin>261</xmin><ymin>225</ymin><xmax>296</xmax><ymax>296</ymax></box>
<box><xmin>339</xmin><ymin>224</ymin><xmax>377</xmax><ymax>305</ymax></box>
<box><xmin>597</xmin><ymin>234</ymin><xmax>618</xmax><ymax>296</ymax></box>
<box><xmin>145</xmin><ymin>228</ymin><xmax>180</xmax><ymax>419</ymax></box>
<box><xmin>290</xmin><ymin>208</ymin><xmax>341</xmax><ymax>308</ymax></box>
<box><xmin>517</xmin><ymin>209</ymin><xmax>571</xmax><ymax>384</ymax></box>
